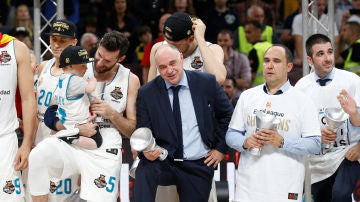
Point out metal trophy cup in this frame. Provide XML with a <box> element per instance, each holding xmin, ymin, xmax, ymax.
<box><xmin>129</xmin><ymin>157</ymin><xmax>140</xmax><ymax>179</ymax></box>
<box><xmin>322</xmin><ymin>107</ymin><xmax>348</xmax><ymax>153</ymax></box>
<box><xmin>129</xmin><ymin>128</ymin><xmax>168</xmax><ymax>178</ymax></box>
<box><xmin>89</xmin><ymin>82</ymin><xmax>106</xmax><ymax>123</ymax></box>
<box><xmin>251</xmin><ymin>110</ymin><xmax>279</xmax><ymax>155</ymax></box>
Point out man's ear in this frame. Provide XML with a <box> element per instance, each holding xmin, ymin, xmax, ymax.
<box><xmin>117</xmin><ymin>55</ymin><xmax>126</xmax><ymax>63</ymax></box>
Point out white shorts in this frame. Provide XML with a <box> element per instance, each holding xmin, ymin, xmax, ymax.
<box><xmin>30</xmin><ymin>138</ymin><xmax>121</xmax><ymax>202</ymax></box>
<box><xmin>0</xmin><ymin>133</ymin><xmax>24</xmax><ymax>202</ymax></box>
<box><xmin>23</xmin><ymin>168</ymin><xmax>79</xmax><ymax>202</ymax></box>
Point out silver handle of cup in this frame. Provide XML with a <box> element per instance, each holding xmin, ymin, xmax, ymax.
<box><xmin>249</xmin><ymin>128</ymin><xmax>261</xmax><ymax>156</ymax></box>
<box><xmin>129</xmin><ymin>157</ymin><xmax>140</xmax><ymax>179</ymax></box>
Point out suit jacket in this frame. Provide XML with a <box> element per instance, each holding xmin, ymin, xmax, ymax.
<box><xmin>136</xmin><ymin>70</ymin><xmax>233</xmax><ymax>157</ymax></box>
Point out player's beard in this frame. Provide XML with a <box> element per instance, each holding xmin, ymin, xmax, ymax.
<box><xmin>94</xmin><ymin>60</ymin><xmax>118</xmax><ymax>74</ymax></box>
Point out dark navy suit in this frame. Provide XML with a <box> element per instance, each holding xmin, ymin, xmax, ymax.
<box><xmin>134</xmin><ymin>70</ymin><xmax>233</xmax><ymax>202</ymax></box>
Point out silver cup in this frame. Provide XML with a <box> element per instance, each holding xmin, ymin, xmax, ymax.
<box><xmin>129</xmin><ymin>157</ymin><xmax>140</xmax><ymax>179</ymax></box>
<box><xmin>130</xmin><ymin>127</ymin><xmax>168</xmax><ymax>160</ymax></box>
<box><xmin>322</xmin><ymin>107</ymin><xmax>348</xmax><ymax>152</ymax></box>
<box><xmin>250</xmin><ymin>110</ymin><xmax>279</xmax><ymax>155</ymax></box>
<box><xmin>89</xmin><ymin>82</ymin><xmax>106</xmax><ymax>123</ymax></box>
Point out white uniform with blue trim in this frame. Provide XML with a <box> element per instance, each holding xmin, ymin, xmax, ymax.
<box><xmin>0</xmin><ymin>39</ymin><xmax>25</xmax><ymax>202</ymax></box>
<box><xmin>29</xmin><ymin>62</ymin><xmax>129</xmax><ymax>202</ymax></box>
<box><xmin>28</xmin><ymin>58</ymin><xmax>79</xmax><ymax>202</ymax></box>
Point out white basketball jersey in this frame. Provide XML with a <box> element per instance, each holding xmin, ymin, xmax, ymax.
<box><xmin>0</xmin><ymin>40</ymin><xmax>19</xmax><ymax>136</ymax></box>
<box><xmin>85</xmin><ymin>62</ymin><xmax>129</xmax><ymax>159</ymax></box>
<box><xmin>54</xmin><ymin>74</ymin><xmax>90</xmax><ymax>128</ymax></box>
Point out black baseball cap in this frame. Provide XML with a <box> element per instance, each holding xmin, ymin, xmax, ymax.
<box><xmin>59</xmin><ymin>46</ymin><xmax>90</xmax><ymax>68</ymax></box>
<box><xmin>10</xmin><ymin>26</ymin><xmax>29</xmax><ymax>37</ymax></box>
<box><xmin>163</xmin><ymin>12</ymin><xmax>194</xmax><ymax>41</ymax></box>
<box><xmin>46</xmin><ymin>19</ymin><xmax>77</xmax><ymax>38</ymax></box>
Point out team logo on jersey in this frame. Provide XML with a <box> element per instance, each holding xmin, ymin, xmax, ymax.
<box><xmin>94</xmin><ymin>174</ymin><xmax>107</xmax><ymax>188</ymax></box>
<box><xmin>0</xmin><ymin>51</ymin><xmax>11</xmax><ymax>64</ymax></box>
<box><xmin>190</xmin><ymin>56</ymin><xmax>203</xmax><ymax>69</ymax></box>
<box><xmin>3</xmin><ymin>181</ymin><xmax>15</xmax><ymax>194</ymax></box>
<box><xmin>49</xmin><ymin>181</ymin><xmax>57</xmax><ymax>193</ymax></box>
<box><xmin>287</xmin><ymin>193</ymin><xmax>298</xmax><ymax>200</ymax></box>
<box><xmin>110</xmin><ymin>87</ymin><xmax>123</xmax><ymax>100</ymax></box>
<box><xmin>266</xmin><ymin>101</ymin><xmax>271</xmax><ymax>108</ymax></box>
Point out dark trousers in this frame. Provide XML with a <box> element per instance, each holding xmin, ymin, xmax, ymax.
<box><xmin>134</xmin><ymin>158</ymin><xmax>214</xmax><ymax>202</ymax></box>
<box><xmin>312</xmin><ymin>159</ymin><xmax>360</xmax><ymax>202</ymax></box>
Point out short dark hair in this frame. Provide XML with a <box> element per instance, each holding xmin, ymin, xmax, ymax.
<box><xmin>265</xmin><ymin>44</ymin><xmax>293</xmax><ymax>63</ymax></box>
<box><xmin>346</xmin><ymin>21</ymin><xmax>360</xmax><ymax>37</ymax></box>
<box><xmin>217</xmin><ymin>29</ymin><xmax>234</xmax><ymax>39</ymax></box>
<box><xmin>99</xmin><ymin>31</ymin><xmax>129</xmax><ymax>58</ymax></box>
<box><xmin>305</xmin><ymin>34</ymin><xmax>332</xmax><ymax>57</ymax></box>
<box><xmin>244</xmin><ymin>20</ymin><xmax>262</xmax><ymax>30</ymax></box>
<box><xmin>226</xmin><ymin>75</ymin><xmax>237</xmax><ymax>87</ymax></box>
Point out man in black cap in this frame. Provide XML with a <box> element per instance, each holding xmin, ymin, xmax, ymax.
<box><xmin>147</xmin><ymin>12</ymin><xmax>227</xmax><ymax>84</ymax></box>
<box><xmin>28</xmin><ymin>19</ymin><xmax>79</xmax><ymax>201</ymax></box>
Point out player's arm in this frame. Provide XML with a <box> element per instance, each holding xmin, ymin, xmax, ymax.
<box><xmin>14</xmin><ymin>40</ymin><xmax>37</xmax><ymax>170</ymax></box>
<box><xmin>110</xmin><ymin>73</ymin><xmax>140</xmax><ymax>138</ymax></box>
<box><xmin>147</xmin><ymin>42</ymin><xmax>162</xmax><ymax>81</ymax></box>
<box><xmin>193</xmin><ymin>18</ymin><xmax>226</xmax><ymax>84</ymax></box>
<box><xmin>91</xmin><ymin>73</ymin><xmax>140</xmax><ymax>138</ymax></box>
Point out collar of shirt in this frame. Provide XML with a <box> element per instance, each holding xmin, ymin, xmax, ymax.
<box><xmin>263</xmin><ymin>80</ymin><xmax>291</xmax><ymax>95</ymax></box>
<box><xmin>165</xmin><ymin>71</ymin><xmax>189</xmax><ymax>90</ymax></box>
<box><xmin>314</xmin><ymin>67</ymin><xmax>335</xmax><ymax>81</ymax></box>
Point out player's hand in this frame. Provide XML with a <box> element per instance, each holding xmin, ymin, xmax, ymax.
<box><xmin>90</xmin><ymin>99</ymin><xmax>118</xmax><ymax>119</ymax></box>
<box><xmin>204</xmin><ymin>149</ymin><xmax>224</xmax><ymax>168</ymax></box>
<box><xmin>243</xmin><ymin>132</ymin><xmax>264</xmax><ymax>149</ymax></box>
<box><xmin>192</xmin><ymin>18</ymin><xmax>206</xmax><ymax>42</ymax></box>
<box><xmin>345</xmin><ymin>143</ymin><xmax>360</xmax><ymax>162</ymax></box>
<box><xmin>321</xmin><ymin>127</ymin><xmax>337</xmax><ymax>143</ymax></box>
<box><xmin>143</xmin><ymin>148</ymin><xmax>162</xmax><ymax>161</ymax></box>
<box><xmin>14</xmin><ymin>144</ymin><xmax>31</xmax><ymax>171</ymax></box>
<box><xmin>76</xmin><ymin>119</ymin><xmax>97</xmax><ymax>137</ymax></box>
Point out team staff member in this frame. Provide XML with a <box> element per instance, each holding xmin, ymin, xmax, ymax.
<box><xmin>295</xmin><ymin>33</ymin><xmax>360</xmax><ymax>202</ymax></box>
<box><xmin>226</xmin><ymin>44</ymin><xmax>321</xmax><ymax>202</ymax></box>
<box><xmin>147</xmin><ymin>12</ymin><xmax>227</xmax><ymax>84</ymax></box>
<box><xmin>135</xmin><ymin>44</ymin><xmax>233</xmax><ymax>202</ymax></box>
<box><xmin>28</xmin><ymin>31</ymin><xmax>140</xmax><ymax>202</ymax></box>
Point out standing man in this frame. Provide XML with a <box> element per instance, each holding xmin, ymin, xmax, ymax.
<box><xmin>147</xmin><ymin>12</ymin><xmax>227</xmax><ymax>84</ymax></box>
<box><xmin>31</xmin><ymin>19</ymin><xmax>80</xmax><ymax>201</ymax></box>
<box><xmin>0</xmin><ymin>32</ymin><xmax>36</xmax><ymax>201</ymax></box>
<box><xmin>226</xmin><ymin>44</ymin><xmax>321</xmax><ymax>202</ymax></box>
<box><xmin>295</xmin><ymin>33</ymin><xmax>360</xmax><ymax>202</ymax></box>
<box><xmin>135</xmin><ymin>44</ymin><xmax>233</xmax><ymax>202</ymax></box>
<box><xmin>28</xmin><ymin>31</ymin><xmax>140</xmax><ymax>202</ymax></box>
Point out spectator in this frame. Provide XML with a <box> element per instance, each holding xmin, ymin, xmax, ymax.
<box><xmin>226</xmin><ymin>44</ymin><xmax>321</xmax><ymax>202</ymax></box>
<box><xmin>167</xmin><ymin>0</ymin><xmax>196</xmax><ymax>15</ymax></box>
<box><xmin>13</xmin><ymin>4</ymin><xmax>34</xmax><ymax>41</ymax></box>
<box><xmin>295</xmin><ymin>33</ymin><xmax>360</xmax><ymax>202</ymax></box>
<box><xmin>280</xmin><ymin>0</ymin><xmax>301</xmax><ymax>55</ymax></box>
<box><xmin>105</xmin><ymin>0</ymin><xmax>140</xmax><ymax>65</ymax></box>
<box><xmin>80</xmin><ymin>32</ymin><xmax>98</xmax><ymax>57</ymax></box>
<box><xmin>217</xmin><ymin>29</ymin><xmax>251</xmax><ymax>90</ymax></box>
<box><xmin>244</xmin><ymin>21</ymin><xmax>272</xmax><ymax>86</ymax></box>
<box><xmin>234</xmin><ymin>4</ymin><xmax>279</xmax><ymax>56</ymax></box>
<box><xmin>222</xmin><ymin>75</ymin><xmax>240</xmax><ymax>107</ymax></box>
<box><xmin>336</xmin><ymin>21</ymin><xmax>360</xmax><ymax>75</ymax></box>
<box><xmin>141</xmin><ymin>13</ymin><xmax>171</xmax><ymax>84</ymax></box>
<box><xmin>203</xmin><ymin>0</ymin><xmax>240</xmax><ymax>43</ymax></box>
<box><xmin>292</xmin><ymin>0</ymin><xmax>339</xmax><ymax>67</ymax></box>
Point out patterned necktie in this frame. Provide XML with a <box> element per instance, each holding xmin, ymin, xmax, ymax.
<box><xmin>171</xmin><ymin>85</ymin><xmax>183</xmax><ymax>159</ymax></box>
<box><xmin>317</xmin><ymin>78</ymin><xmax>331</xmax><ymax>86</ymax></box>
